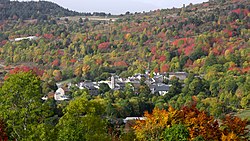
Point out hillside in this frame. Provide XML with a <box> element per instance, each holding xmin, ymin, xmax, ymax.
<box><xmin>0</xmin><ymin>0</ymin><xmax>249</xmax><ymax>79</ymax></box>
<box><xmin>0</xmin><ymin>0</ymin><xmax>249</xmax><ymax>140</ymax></box>
<box><xmin>0</xmin><ymin>0</ymin><xmax>82</xmax><ymax>20</ymax></box>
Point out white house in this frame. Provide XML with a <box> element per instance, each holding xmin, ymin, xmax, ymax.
<box><xmin>54</xmin><ymin>88</ymin><xmax>69</xmax><ymax>101</ymax></box>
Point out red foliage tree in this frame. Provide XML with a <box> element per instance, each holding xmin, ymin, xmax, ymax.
<box><xmin>185</xmin><ymin>59</ymin><xmax>193</xmax><ymax>67</ymax></box>
<box><xmin>151</xmin><ymin>46</ymin><xmax>157</xmax><ymax>55</ymax></box>
<box><xmin>43</xmin><ymin>34</ymin><xmax>54</xmax><ymax>39</ymax></box>
<box><xmin>159</xmin><ymin>55</ymin><xmax>166</xmax><ymax>62</ymax></box>
<box><xmin>212</xmin><ymin>47</ymin><xmax>220</xmax><ymax>55</ymax></box>
<box><xmin>242</xmin><ymin>67</ymin><xmax>250</xmax><ymax>73</ymax></box>
<box><xmin>223</xmin><ymin>29</ymin><xmax>233</xmax><ymax>37</ymax></box>
<box><xmin>5</xmin><ymin>66</ymin><xmax>44</xmax><ymax>80</ymax></box>
<box><xmin>232</xmin><ymin>8</ymin><xmax>249</xmax><ymax>16</ymax></box>
<box><xmin>70</xmin><ymin>59</ymin><xmax>77</xmax><ymax>63</ymax></box>
<box><xmin>184</xmin><ymin>44</ymin><xmax>195</xmax><ymax>56</ymax></box>
<box><xmin>0</xmin><ymin>40</ymin><xmax>7</xmax><ymax>46</ymax></box>
<box><xmin>160</xmin><ymin>64</ymin><xmax>169</xmax><ymax>73</ymax></box>
<box><xmin>52</xmin><ymin>59</ymin><xmax>60</xmax><ymax>67</ymax></box>
<box><xmin>98</xmin><ymin>42</ymin><xmax>110</xmax><ymax>50</ymax></box>
<box><xmin>114</xmin><ymin>61</ymin><xmax>128</xmax><ymax>67</ymax></box>
<box><xmin>95</xmin><ymin>59</ymin><xmax>103</xmax><ymax>65</ymax></box>
<box><xmin>57</xmin><ymin>49</ymin><xmax>64</xmax><ymax>56</ymax></box>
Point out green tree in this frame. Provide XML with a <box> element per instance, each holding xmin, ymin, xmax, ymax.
<box><xmin>99</xmin><ymin>83</ymin><xmax>111</xmax><ymax>94</ymax></box>
<box><xmin>167</xmin><ymin>76</ymin><xmax>182</xmax><ymax>99</ymax></box>
<box><xmin>163</xmin><ymin>124</ymin><xmax>189</xmax><ymax>141</ymax></box>
<box><xmin>56</xmin><ymin>96</ymin><xmax>111</xmax><ymax>141</ymax></box>
<box><xmin>0</xmin><ymin>72</ymin><xmax>52</xmax><ymax>140</ymax></box>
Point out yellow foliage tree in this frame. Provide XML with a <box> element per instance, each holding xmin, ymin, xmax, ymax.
<box><xmin>133</xmin><ymin>108</ymin><xmax>169</xmax><ymax>140</ymax></box>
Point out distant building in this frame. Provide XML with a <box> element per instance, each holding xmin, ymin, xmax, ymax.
<box><xmin>11</xmin><ymin>36</ymin><xmax>38</xmax><ymax>42</ymax></box>
<box><xmin>168</xmin><ymin>72</ymin><xmax>188</xmax><ymax>80</ymax></box>
<box><xmin>78</xmin><ymin>81</ymin><xmax>99</xmax><ymax>96</ymax></box>
<box><xmin>123</xmin><ymin>117</ymin><xmax>146</xmax><ymax>123</ymax></box>
<box><xmin>54</xmin><ymin>88</ymin><xmax>70</xmax><ymax>101</ymax></box>
<box><xmin>149</xmin><ymin>83</ymin><xmax>170</xmax><ymax>95</ymax></box>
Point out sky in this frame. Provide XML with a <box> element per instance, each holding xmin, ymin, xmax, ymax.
<box><xmin>18</xmin><ymin>0</ymin><xmax>208</xmax><ymax>15</ymax></box>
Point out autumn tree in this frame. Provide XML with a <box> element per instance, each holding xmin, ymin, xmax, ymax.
<box><xmin>133</xmin><ymin>108</ymin><xmax>169</xmax><ymax>140</ymax></box>
<box><xmin>133</xmin><ymin>102</ymin><xmax>249</xmax><ymax>141</ymax></box>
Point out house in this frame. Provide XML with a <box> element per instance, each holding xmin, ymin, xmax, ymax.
<box><xmin>54</xmin><ymin>88</ymin><xmax>70</xmax><ymax>101</ymax></box>
<box><xmin>153</xmin><ymin>75</ymin><xmax>164</xmax><ymax>83</ymax></box>
<box><xmin>149</xmin><ymin>83</ymin><xmax>170</xmax><ymax>95</ymax></box>
<box><xmin>78</xmin><ymin>81</ymin><xmax>99</xmax><ymax>96</ymax></box>
<box><xmin>155</xmin><ymin>83</ymin><xmax>171</xmax><ymax>96</ymax></box>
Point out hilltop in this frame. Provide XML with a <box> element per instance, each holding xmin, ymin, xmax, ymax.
<box><xmin>0</xmin><ymin>0</ymin><xmax>82</xmax><ymax>20</ymax></box>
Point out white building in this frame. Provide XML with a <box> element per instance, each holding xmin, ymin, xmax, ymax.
<box><xmin>13</xmin><ymin>36</ymin><xmax>38</xmax><ymax>42</ymax></box>
<box><xmin>123</xmin><ymin>117</ymin><xmax>146</xmax><ymax>123</ymax></box>
<box><xmin>54</xmin><ymin>88</ymin><xmax>69</xmax><ymax>101</ymax></box>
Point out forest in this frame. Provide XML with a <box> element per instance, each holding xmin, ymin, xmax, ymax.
<box><xmin>0</xmin><ymin>0</ymin><xmax>110</xmax><ymax>21</ymax></box>
<box><xmin>0</xmin><ymin>0</ymin><xmax>249</xmax><ymax>140</ymax></box>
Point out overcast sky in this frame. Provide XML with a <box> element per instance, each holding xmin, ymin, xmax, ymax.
<box><xmin>18</xmin><ymin>0</ymin><xmax>208</xmax><ymax>14</ymax></box>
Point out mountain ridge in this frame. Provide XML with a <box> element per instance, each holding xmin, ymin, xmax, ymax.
<box><xmin>0</xmin><ymin>0</ymin><xmax>83</xmax><ymax>20</ymax></box>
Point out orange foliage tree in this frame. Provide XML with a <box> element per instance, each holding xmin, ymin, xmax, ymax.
<box><xmin>133</xmin><ymin>108</ymin><xmax>169</xmax><ymax>140</ymax></box>
<box><xmin>133</xmin><ymin>102</ymin><xmax>249</xmax><ymax>141</ymax></box>
<box><xmin>221</xmin><ymin>115</ymin><xmax>249</xmax><ymax>141</ymax></box>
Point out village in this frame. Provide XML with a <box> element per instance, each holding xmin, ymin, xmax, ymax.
<box><xmin>45</xmin><ymin>71</ymin><xmax>188</xmax><ymax>101</ymax></box>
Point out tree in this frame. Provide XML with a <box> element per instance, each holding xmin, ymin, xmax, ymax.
<box><xmin>98</xmin><ymin>83</ymin><xmax>111</xmax><ymax>94</ymax></box>
<box><xmin>163</xmin><ymin>124</ymin><xmax>189</xmax><ymax>141</ymax></box>
<box><xmin>133</xmin><ymin>108</ymin><xmax>169</xmax><ymax>140</ymax></box>
<box><xmin>205</xmin><ymin>53</ymin><xmax>217</xmax><ymax>67</ymax></box>
<box><xmin>53</xmin><ymin>70</ymin><xmax>62</xmax><ymax>81</ymax></box>
<box><xmin>167</xmin><ymin>76</ymin><xmax>182</xmax><ymax>99</ymax></box>
<box><xmin>132</xmin><ymin>102</ymin><xmax>250</xmax><ymax>141</ymax></box>
<box><xmin>56</xmin><ymin>96</ymin><xmax>111</xmax><ymax>141</ymax></box>
<box><xmin>0</xmin><ymin>72</ymin><xmax>52</xmax><ymax>140</ymax></box>
<box><xmin>79</xmin><ymin>18</ymin><xmax>83</xmax><ymax>23</ymax></box>
<box><xmin>221</xmin><ymin>115</ymin><xmax>249</xmax><ymax>141</ymax></box>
